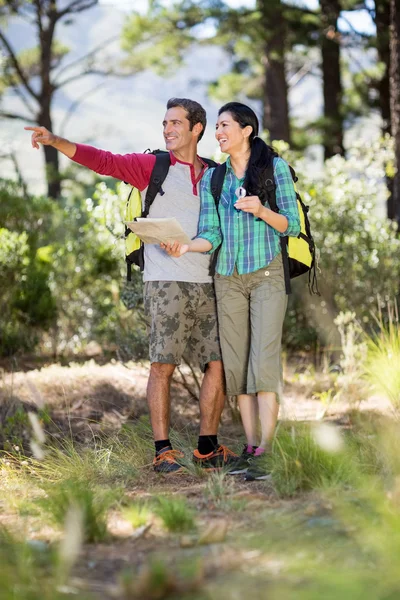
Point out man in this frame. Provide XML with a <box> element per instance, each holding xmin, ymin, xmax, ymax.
<box><xmin>25</xmin><ymin>98</ymin><xmax>237</xmax><ymax>473</ymax></box>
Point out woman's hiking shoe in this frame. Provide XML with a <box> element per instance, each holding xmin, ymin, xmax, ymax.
<box><xmin>193</xmin><ymin>445</ymin><xmax>238</xmax><ymax>470</ymax></box>
<box><xmin>228</xmin><ymin>445</ymin><xmax>255</xmax><ymax>475</ymax></box>
<box><xmin>244</xmin><ymin>454</ymin><xmax>272</xmax><ymax>481</ymax></box>
<box><xmin>153</xmin><ymin>447</ymin><xmax>184</xmax><ymax>473</ymax></box>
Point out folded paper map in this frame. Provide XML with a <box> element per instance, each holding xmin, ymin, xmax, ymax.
<box><xmin>125</xmin><ymin>218</ymin><xmax>191</xmax><ymax>246</ymax></box>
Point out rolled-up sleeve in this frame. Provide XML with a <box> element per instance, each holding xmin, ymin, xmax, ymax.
<box><xmin>197</xmin><ymin>169</ymin><xmax>223</xmax><ymax>253</ymax></box>
<box><xmin>274</xmin><ymin>158</ymin><xmax>301</xmax><ymax>238</ymax></box>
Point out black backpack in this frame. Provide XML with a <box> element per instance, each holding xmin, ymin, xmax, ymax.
<box><xmin>125</xmin><ymin>150</ymin><xmax>217</xmax><ymax>280</ymax></box>
<box><xmin>209</xmin><ymin>159</ymin><xmax>318</xmax><ymax>294</ymax></box>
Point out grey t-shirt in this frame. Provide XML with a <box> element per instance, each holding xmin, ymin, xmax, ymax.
<box><xmin>143</xmin><ymin>160</ymin><xmax>213</xmax><ymax>284</ymax></box>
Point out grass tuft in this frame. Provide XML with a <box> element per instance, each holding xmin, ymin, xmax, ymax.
<box><xmin>36</xmin><ymin>479</ymin><xmax>121</xmax><ymax>543</ymax></box>
<box><xmin>154</xmin><ymin>496</ymin><xmax>195</xmax><ymax>533</ymax></box>
<box><xmin>364</xmin><ymin>302</ymin><xmax>400</xmax><ymax>408</ymax></box>
<box><xmin>268</xmin><ymin>423</ymin><xmax>356</xmax><ymax>497</ymax></box>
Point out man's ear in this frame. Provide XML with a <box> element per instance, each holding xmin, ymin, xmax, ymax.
<box><xmin>192</xmin><ymin>122</ymin><xmax>203</xmax><ymax>138</ymax></box>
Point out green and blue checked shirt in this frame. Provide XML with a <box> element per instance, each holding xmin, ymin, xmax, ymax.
<box><xmin>198</xmin><ymin>156</ymin><xmax>301</xmax><ymax>276</ymax></box>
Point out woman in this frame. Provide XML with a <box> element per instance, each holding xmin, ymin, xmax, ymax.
<box><xmin>163</xmin><ymin>102</ymin><xmax>300</xmax><ymax>481</ymax></box>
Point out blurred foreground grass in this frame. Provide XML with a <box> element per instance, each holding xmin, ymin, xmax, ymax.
<box><xmin>1</xmin><ymin>310</ymin><xmax>400</xmax><ymax>599</ymax></box>
<box><xmin>1</xmin><ymin>414</ymin><xmax>400</xmax><ymax>599</ymax></box>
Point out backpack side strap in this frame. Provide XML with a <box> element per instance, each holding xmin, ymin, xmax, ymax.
<box><xmin>263</xmin><ymin>161</ymin><xmax>292</xmax><ymax>295</ymax></box>
<box><xmin>143</xmin><ymin>152</ymin><xmax>171</xmax><ymax>217</ymax></box>
<box><xmin>210</xmin><ymin>162</ymin><xmax>227</xmax><ymax>205</ymax></box>
<box><xmin>207</xmin><ymin>162</ymin><xmax>227</xmax><ymax>276</ymax></box>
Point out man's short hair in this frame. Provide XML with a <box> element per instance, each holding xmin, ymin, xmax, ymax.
<box><xmin>166</xmin><ymin>98</ymin><xmax>206</xmax><ymax>141</ymax></box>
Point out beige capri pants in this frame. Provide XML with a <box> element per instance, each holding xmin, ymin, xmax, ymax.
<box><xmin>214</xmin><ymin>253</ymin><xmax>287</xmax><ymax>399</ymax></box>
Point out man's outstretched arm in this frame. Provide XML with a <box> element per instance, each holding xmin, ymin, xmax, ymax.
<box><xmin>25</xmin><ymin>126</ymin><xmax>76</xmax><ymax>158</ymax></box>
<box><xmin>24</xmin><ymin>125</ymin><xmax>155</xmax><ymax>190</ymax></box>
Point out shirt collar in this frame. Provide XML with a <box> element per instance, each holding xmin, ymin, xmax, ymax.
<box><xmin>170</xmin><ymin>151</ymin><xmax>207</xmax><ymax>168</ymax></box>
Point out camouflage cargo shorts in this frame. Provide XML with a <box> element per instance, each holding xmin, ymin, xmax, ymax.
<box><xmin>143</xmin><ymin>281</ymin><xmax>222</xmax><ymax>372</ymax></box>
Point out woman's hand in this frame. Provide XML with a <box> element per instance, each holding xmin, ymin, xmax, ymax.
<box><xmin>234</xmin><ymin>195</ymin><xmax>263</xmax><ymax>218</ymax></box>
<box><xmin>160</xmin><ymin>241</ymin><xmax>190</xmax><ymax>257</ymax></box>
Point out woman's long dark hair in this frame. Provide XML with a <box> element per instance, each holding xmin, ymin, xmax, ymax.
<box><xmin>218</xmin><ymin>102</ymin><xmax>276</xmax><ymax>199</ymax></box>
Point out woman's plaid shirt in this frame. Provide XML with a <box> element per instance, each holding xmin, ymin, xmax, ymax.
<box><xmin>198</xmin><ymin>156</ymin><xmax>301</xmax><ymax>276</ymax></box>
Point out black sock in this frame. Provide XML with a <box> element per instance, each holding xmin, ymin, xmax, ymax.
<box><xmin>155</xmin><ymin>439</ymin><xmax>171</xmax><ymax>454</ymax></box>
<box><xmin>197</xmin><ymin>435</ymin><xmax>218</xmax><ymax>455</ymax></box>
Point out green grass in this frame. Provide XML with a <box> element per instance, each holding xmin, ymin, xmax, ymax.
<box><xmin>267</xmin><ymin>423</ymin><xmax>356</xmax><ymax>497</ymax></box>
<box><xmin>123</xmin><ymin>502</ymin><xmax>152</xmax><ymax>529</ymax></box>
<box><xmin>205</xmin><ymin>471</ymin><xmax>236</xmax><ymax>508</ymax></box>
<box><xmin>154</xmin><ymin>496</ymin><xmax>196</xmax><ymax>533</ymax></box>
<box><xmin>364</xmin><ymin>305</ymin><xmax>400</xmax><ymax>407</ymax></box>
<box><xmin>0</xmin><ymin>526</ymin><xmax>85</xmax><ymax>600</ymax></box>
<box><xmin>36</xmin><ymin>478</ymin><xmax>121</xmax><ymax>543</ymax></box>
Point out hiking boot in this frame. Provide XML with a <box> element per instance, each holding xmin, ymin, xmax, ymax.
<box><xmin>244</xmin><ymin>454</ymin><xmax>272</xmax><ymax>481</ymax></box>
<box><xmin>228</xmin><ymin>445</ymin><xmax>255</xmax><ymax>475</ymax></box>
<box><xmin>193</xmin><ymin>445</ymin><xmax>238</xmax><ymax>470</ymax></box>
<box><xmin>153</xmin><ymin>447</ymin><xmax>184</xmax><ymax>474</ymax></box>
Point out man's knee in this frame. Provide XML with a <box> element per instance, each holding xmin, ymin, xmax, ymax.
<box><xmin>150</xmin><ymin>362</ymin><xmax>176</xmax><ymax>379</ymax></box>
<box><xmin>204</xmin><ymin>360</ymin><xmax>225</xmax><ymax>388</ymax></box>
<box><xmin>205</xmin><ymin>359</ymin><xmax>224</xmax><ymax>375</ymax></box>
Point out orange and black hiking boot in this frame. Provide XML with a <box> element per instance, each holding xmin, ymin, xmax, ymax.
<box><xmin>153</xmin><ymin>447</ymin><xmax>184</xmax><ymax>474</ymax></box>
<box><xmin>193</xmin><ymin>445</ymin><xmax>238</xmax><ymax>470</ymax></box>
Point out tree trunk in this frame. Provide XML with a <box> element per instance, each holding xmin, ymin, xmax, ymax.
<box><xmin>258</xmin><ymin>0</ymin><xmax>291</xmax><ymax>144</ymax></box>
<box><xmin>375</xmin><ymin>0</ymin><xmax>391</xmax><ymax>135</ymax></box>
<box><xmin>390</xmin><ymin>0</ymin><xmax>400</xmax><ymax>226</ymax></box>
<box><xmin>39</xmin><ymin>11</ymin><xmax>61</xmax><ymax>199</ymax></box>
<box><xmin>320</xmin><ymin>0</ymin><xmax>344</xmax><ymax>160</ymax></box>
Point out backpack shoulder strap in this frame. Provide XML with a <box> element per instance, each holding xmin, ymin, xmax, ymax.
<box><xmin>210</xmin><ymin>162</ymin><xmax>227</xmax><ymax>206</ymax></box>
<box><xmin>201</xmin><ymin>157</ymin><xmax>217</xmax><ymax>169</ymax></box>
<box><xmin>143</xmin><ymin>152</ymin><xmax>171</xmax><ymax>217</ymax></box>
<box><xmin>263</xmin><ymin>156</ymin><xmax>292</xmax><ymax>295</ymax></box>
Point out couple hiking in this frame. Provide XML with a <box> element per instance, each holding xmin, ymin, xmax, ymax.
<box><xmin>26</xmin><ymin>97</ymin><xmax>301</xmax><ymax>482</ymax></box>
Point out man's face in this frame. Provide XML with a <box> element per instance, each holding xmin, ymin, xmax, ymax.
<box><xmin>163</xmin><ymin>106</ymin><xmax>197</xmax><ymax>152</ymax></box>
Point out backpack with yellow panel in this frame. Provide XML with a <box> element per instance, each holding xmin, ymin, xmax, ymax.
<box><xmin>263</xmin><ymin>156</ymin><xmax>319</xmax><ymax>295</ymax></box>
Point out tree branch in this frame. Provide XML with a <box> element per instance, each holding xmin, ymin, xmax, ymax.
<box><xmin>10</xmin><ymin>82</ymin><xmax>38</xmax><ymax>117</ymax></box>
<box><xmin>339</xmin><ymin>13</ymin><xmax>373</xmax><ymax>39</ymax></box>
<box><xmin>0</xmin><ymin>31</ymin><xmax>39</xmax><ymax>101</ymax></box>
<box><xmin>53</xmin><ymin>35</ymin><xmax>119</xmax><ymax>84</ymax></box>
<box><xmin>58</xmin><ymin>80</ymin><xmax>107</xmax><ymax>136</ymax></box>
<box><xmin>57</xmin><ymin>0</ymin><xmax>98</xmax><ymax>19</ymax></box>
<box><xmin>56</xmin><ymin>68</ymin><xmax>131</xmax><ymax>89</ymax></box>
<box><xmin>0</xmin><ymin>111</ymin><xmax>36</xmax><ymax>121</ymax></box>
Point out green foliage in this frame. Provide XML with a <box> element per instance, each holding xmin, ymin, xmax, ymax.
<box><xmin>0</xmin><ymin>401</ymin><xmax>30</xmax><ymax>453</ymax></box>
<box><xmin>284</xmin><ymin>137</ymin><xmax>399</xmax><ymax>349</ymax></box>
<box><xmin>0</xmin><ymin>174</ymin><xmax>134</xmax><ymax>357</ymax></box>
<box><xmin>121</xmin><ymin>2</ymin><xmax>197</xmax><ymax>75</ymax></box>
<box><xmin>154</xmin><ymin>496</ymin><xmax>196</xmax><ymax>533</ymax></box>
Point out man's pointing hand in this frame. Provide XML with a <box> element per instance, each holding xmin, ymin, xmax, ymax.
<box><xmin>24</xmin><ymin>126</ymin><xmax>56</xmax><ymax>149</ymax></box>
<box><xmin>24</xmin><ymin>126</ymin><xmax>77</xmax><ymax>158</ymax></box>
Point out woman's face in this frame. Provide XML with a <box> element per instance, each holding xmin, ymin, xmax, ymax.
<box><xmin>215</xmin><ymin>111</ymin><xmax>251</xmax><ymax>155</ymax></box>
